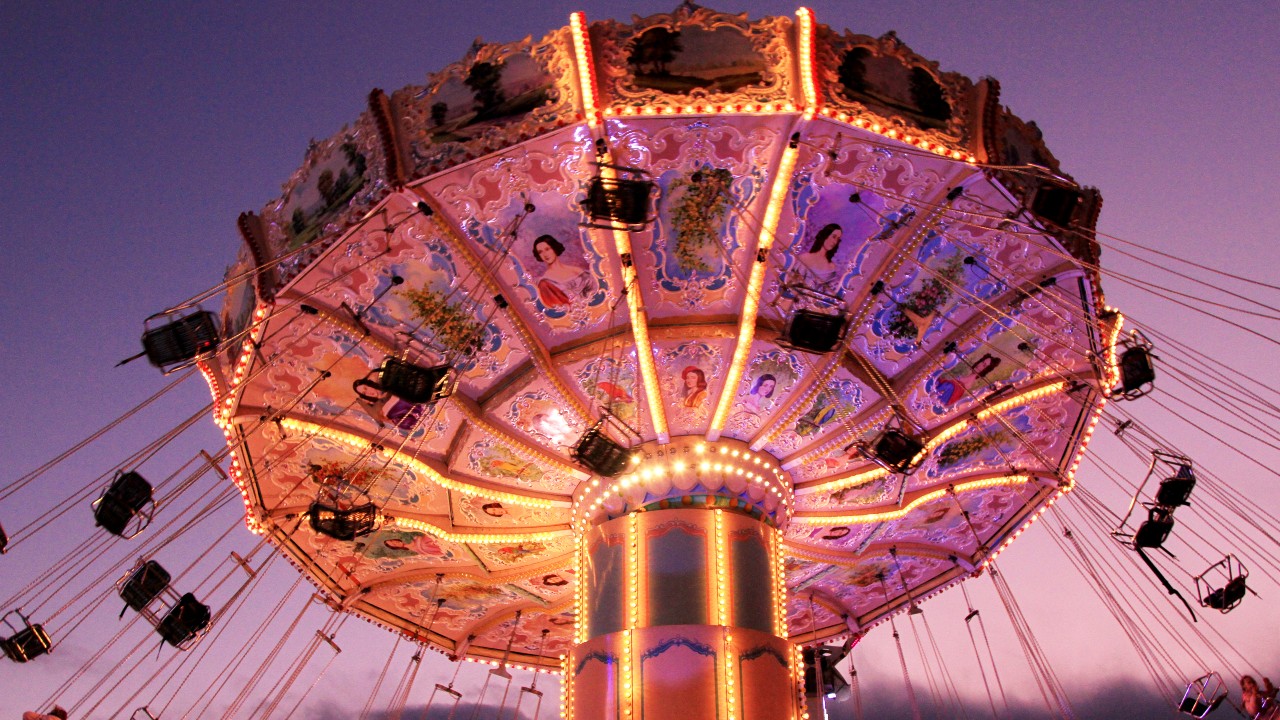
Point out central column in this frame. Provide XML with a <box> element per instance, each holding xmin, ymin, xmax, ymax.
<box><xmin>567</xmin><ymin>437</ymin><xmax>802</xmax><ymax>720</ymax></box>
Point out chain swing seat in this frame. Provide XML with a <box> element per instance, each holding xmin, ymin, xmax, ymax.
<box><xmin>1178</xmin><ymin>672</ymin><xmax>1228</xmax><ymax>717</ymax></box>
<box><xmin>572</xmin><ymin>413</ymin><xmax>637</xmax><ymax>478</ymax></box>
<box><xmin>354</xmin><ymin>357</ymin><xmax>456</xmax><ymax>407</ymax></box>
<box><xmin>1</xmin><ymin>609</ymin><xmax>52</xmax><ymax>663</ymax></box>
<box><xmin>1196</xmin><ymin>555</ymin><xmax>1255</xmax><ymax>613</ymax></box>
<box><xmin>308</xmin><ymin>474</ymin><xmax>380</xmax><ymax>542</ymax></box>
<box><xmin>1107</xmin><ymin>329</ymin><xmax>1156</xmax><ymax>400</ymax></box>
<box><xmin>93</xmin><ymin>470</ymin><xmax>155</xmax><ymax>539</ymax></box>
<box><xmin>140</xmin><ymin>307</ymin><xmax>220</xmax><ymax>374</ymax></box>
<box><xmin>115</xmin><ymin>559</ymin><xmax>210</xmax><ymax>649</ymax></box>
<box><xmin>855</xmin><ymin>413</ymin><xmax>927</xmax><ymax>476</ymax></box>
<box><xmin>118</xmin><ymin>559</ymin><xmax>171</xmax><ymax>616</ymax></box>
<box><xmin>580</xmin><ymin>162</ymin><xmax>657</xmax><ymax>231</ymax></box>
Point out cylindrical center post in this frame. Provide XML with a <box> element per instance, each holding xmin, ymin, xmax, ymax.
<box><xmin>566</xmin><ymin>438</ymin><xmax>802</xmax><ymax>720</ymax></box>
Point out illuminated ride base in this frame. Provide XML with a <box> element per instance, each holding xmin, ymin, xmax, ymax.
<box><xmin>200</xmin><ymin>6</ymin><xmax>1119</xmax><ymax>719</ymax></box>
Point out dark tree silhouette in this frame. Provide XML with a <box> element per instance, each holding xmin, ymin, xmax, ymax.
<box><xmin>465</xmin><ymin>61</ymin><xmax>506</xmax><ymax>114</ymax></box>
<box><xmin>628</xmin><ymin>28</ymin><xmax>682</xmax><ymax>75</ymax></box>
<box><xmin>430</xmin><ymin>101</ymin><xmax>448</xmax><ymax>126</ymax></box>
<box><xmin>837</xmin><ymin>47</ymin><xmax>870</xmax><ymax>97</ymax></box>
<box><xmin>908</xmin><ymin>67</ymin><xmax>951</xmax><ymax>121</ymax></box>
<box><xmin>291</xmin><ymin>208</ymin><xmax>306</xmax><ymax>235</ymax></box>
<box><xmin>316</xmin><ymin>169</ymin><xmax>336</xmax><ymax>206</ymax></box>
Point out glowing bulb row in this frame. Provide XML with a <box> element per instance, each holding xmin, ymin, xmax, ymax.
<box><xmin>278</xmin><ymin>417</ymin><xmax>560</xmax><ymax>509</ymax></box>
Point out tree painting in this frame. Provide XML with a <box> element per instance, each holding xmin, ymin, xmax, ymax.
<box><xmin>628</xmin><ymin>27</ymin><xmax>683</xmax><ymax>76</ymax></box>
<box><xmin>465</xmin><ymin>61</ymin><xmax>506</xmax><ymax>115</ymax></box>
<box><xmin>430</xmin><ymin>101</ymin><xmax>448</xmax><ymax>127</ymax></box>
<box><xmin>908</xmin><ymin>67</ymin><xmax>950</xmax><ymax>122</ymax></box>
<box><xmin>837</xmin><ymin>47</ymin><xmax>870</xmax><ymax>97</ymax></box>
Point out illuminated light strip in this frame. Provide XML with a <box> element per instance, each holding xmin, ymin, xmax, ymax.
<box><xmin>715</xmin><ymin>509</ymin><xmax>728</xmax><ymax>626</ymax></box>
<box><xmin>277</xmin><ymin>417</ymin><xmax>561</xmax><ymax>509</ymax></box>
<box><xmin>773</xmin><ymin>525</ymin><xmax>788</xmax><ymax>637</ymax></box>
<box><xmin>803</xmin><ymin>380</ymin><xmax>1071</xmax><ymax>495</ymax></box>
<box><xmin>572</xmin><ymin>448</ymin><xmax>793</xmax><ymax>528</ymax></box>
<box><xmin>794</xmin><ymin>642</ymin><xmax>808</xmax><ymax>720</ymax></box>
<box><xmin>562</xmin><ymin>651</ymin><xmax>573</xmax><ymax>720</ymax></box>
<box><xmin>573</xmin><ymin>534</ymin><xmax>586</xmax><ymax>645</ymax></box>
<box><xmin>199</xmin><ymin>304</ymin><xmax>272</xmax><ymax>535</ymax></box>
<box><xmin>791</xmin><ymin>474</ymin><xmax>1036</xmax><ymax>525</ymax></box>
<box><xmin>709</xmin><ymin>142</ymin><xmax>800</xmax><ymax>435</ymax></box>
<box><xmin>796</xmin><ymin>8</ymin><xmax>819</xmax><ymax>115</ymax></box>
<box><xmin>622</xmin><ymin>629</ymin><xmax>635</xmax><ymax>720</ymax></box>
<box><xmin>590</xmin><ymin>149</ymin><xmax>668</xmax><ymax>439</ymax></box>
<box><xmin>569</xmin><ymin>13</ymin><xmax>600</xmax><ymax>127</ymax></box>
<box><xmin>388</xmin><ymin>516</ymin><xmax>569</xmax><ymax>544</ymax></box>
<box><xmin>724</xmin><ymin>627</ymin><xmax>739</xmax><ymax>720</ymax></box>
<box><xmin>427</xmin><ymin>199</ymin><xmax>593</xmax><ymax>423</ymax></box>
<box><xmin>820</xmin><ymin>109</ymin><xmax>978</xmax><ymax>163</ymax></box>
<box><xmin>627</xmin><ymin>513</ymin><xmax>639</xmax><ymax>630</ymax></box>
<box><xmin>1102</xmin><ymin>309</ymin><xmax>1125</xmax><ymax>390</ymax></box>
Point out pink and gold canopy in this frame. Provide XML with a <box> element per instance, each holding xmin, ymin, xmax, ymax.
<box><xmin>204</xmin><ymin>5</ymin><xmax>1113</xmax><ymax>669</ymax></box>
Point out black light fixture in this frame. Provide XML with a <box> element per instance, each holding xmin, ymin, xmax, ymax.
<box><xmin>93</xmin><ymin>470</ymin><xmax>155</xmax><ymax>539</ymax></box>
<box><xmin>140</xmin><ymin>308</ymin><xmax>220</xmax><ymax>374</ymax></box>
<box><xmin>572</xmin><ymin>418</ymin><xmax>632</xmax><ymax>478</ymax></box>
<box><xmin>354</xmin><ymin>357</ymin><xmax>454</xmax><ymax>406</ymax></box>
<box><xmin>1132</xmin><ymin>507</ymin><xmax>1175</xmax><ymax>550</ymax></box>
<box><xmin>781</xmin><ymin>309</ymin><xmax>848</xmax><ymax>354</ymax></box>
<box><xmin>1155</xmin><ymin>463</ymin><xmax>1196</xmax><ymax>508</ymax></box>
<box><xmin>118</xmin><ymin>560</ymin><xmax>171</xmax><ymax>614</ymax></box>
<box><xmin>580</xmin><ymin>163</ymin><xmax>656</xmax><ymax>231</ymax></box>
<box><xmin>1</xmin><ymin>610</ymin><xmax>52</xmax><ymax>663</ymax></box>
<box><xmin>155</xmin><ymin>592</ymin><xmax>212</xmax><ymax>648</ymax></box>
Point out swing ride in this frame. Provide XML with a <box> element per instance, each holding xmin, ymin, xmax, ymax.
<box><xmin>3</xmin><ymin>4</ymin><xmax>1279</xmax><ymax>719</ymax></box>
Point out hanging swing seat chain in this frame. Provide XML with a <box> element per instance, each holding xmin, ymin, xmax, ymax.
<box><xmin>1135</xmin><ymin>547</ymin><xmax>1198</xmax><ymax>623</ymax></box>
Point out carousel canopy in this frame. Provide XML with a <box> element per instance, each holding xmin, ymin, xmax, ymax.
<box><xmin>204</xmin><ymin>4</ymin><xmax>1111</xmax><ymax>668</ymax></box>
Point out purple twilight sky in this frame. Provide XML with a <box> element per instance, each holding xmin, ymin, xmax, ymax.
<box><xmin>2</xmin><ymin>2</ymin><xmax>1278</xmax><ymax>718</ymax></box>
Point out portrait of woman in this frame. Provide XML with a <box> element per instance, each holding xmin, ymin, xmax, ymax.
<box><xmin>532</xmin><ymin>234</ymin><xmax>596</xmax><ymax>308</ymax></box>
<box><xmin>681</xmin><ymin>366</ymin><xmax>708</xmax><ymax>408</ymax></box>
<box><xmin>743</xmin><ymin>373</ymin><xmax>777</xmax><ymax>415</ymax></box>
<box><xmin>794</xmin><ymin>223</ymin><xmax>844</xmax><ymax>294</ymax></box>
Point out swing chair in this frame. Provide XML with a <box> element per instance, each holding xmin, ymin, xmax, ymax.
<box><xmin>1</xmin><ymin>609</ymin><xmax>52</xmax><ymax>663</ymax></box>
<box><xmin>580</xmin><ymin>162</ymin><xmax>658</xmax><ymax>231</ymax></box>
<box><xmin>1196</xmin><ymin>555</ymin><xmax>1255</xmax><ymax>613</ymax></box>
<box><xmin>1113</xmin><ymin>451</ymin><xmax>1196</xmax><ymax>548</ymax></box>
<box><xmin>424</xmin><ymin>634</ymin><xmax>472</xmax><ymax>720</ymax></box>
<box><xmin>1107</xmin><ymin>329</ymin><xmax>1156</xmax><ymax>400</ymax></box>
<box><xmin>780</xmin><ymin>302</ymin><xmax>849</xmax><ymax>355</ymax></box>
<box><xmin>508</xmin><ymin>629</ymin><xmax>552</xmax><ymax>720</ymax></box>
<box><xmin>572</xmin><ymin>413</ymin><xmax>637</xmax><ymax>478</ymax></box>
<box><xmin>468</xmin><ymin>610</ymin><xmax>524</xmax><ymax>720</ymax></box>
<box><xmin>93</xmin><ymin>470</ymin><xmax>155</xmax><ymax>539</ymax></box>
<box><xmin>354</xmin><ymin>356</ymin><xmax>455</xmax><ymax>407</ymax></box>
<box><xmin>854</xmin><ymin>413</ymin><xmax>927</xmax><ymax>476</ymax></box>
<box><xmin>115</xmin><ymin>559</ymin><xmax>211</xmax><ymax>649</ymax></box>
<box><xmin>308</xmin><ymin>472</ymin><xmax>381</xmax><ymax>541</ymax></box>
<box><xmin>140</xmin><ymin>306</ymin><xmax>220</xmax><ymax>374</ymax></box>
<box><xmin>1179</xmin><ymin>672</ymin><xmax>1228</xmax><ymax>717</ymax></box>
